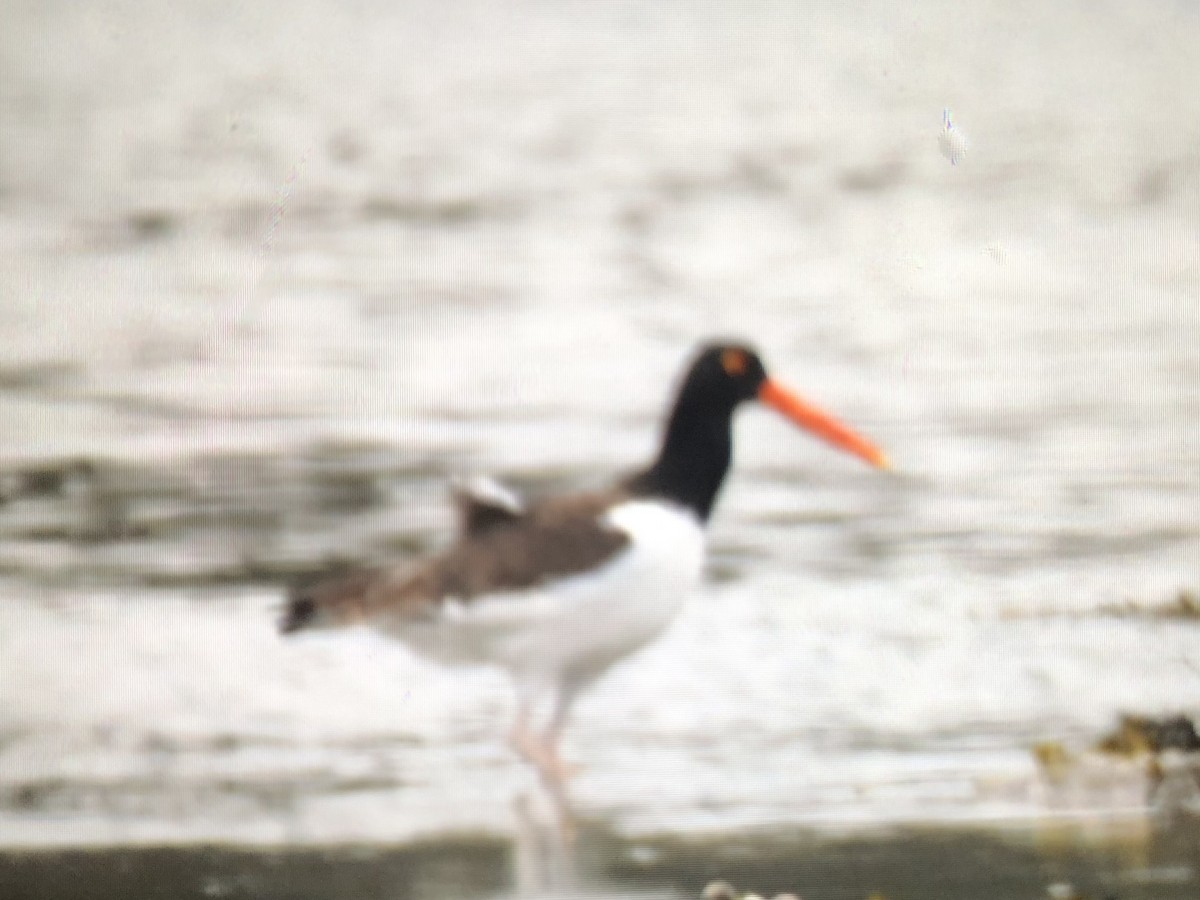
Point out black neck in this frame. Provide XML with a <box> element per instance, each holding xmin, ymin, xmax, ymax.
<box><xmin>627</xmin><ymin>395</ymin><xmax>735</xmax><ymax>522</ymax></box>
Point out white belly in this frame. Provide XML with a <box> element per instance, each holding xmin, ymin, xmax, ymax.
<box><xmin>384</xmin><ymin>500</ymin><xmax>705</xmax><ymax>685</ymax></box>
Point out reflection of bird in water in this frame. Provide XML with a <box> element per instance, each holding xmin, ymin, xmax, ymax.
<box><xmin>280</xmin><ymin>342</ymin><xmax>888</xmax><ymax>784</ymax></box>
<box><xmin>512</xmin><ymin>785</ymin><xmax>578</xmax><ymax>893</ymax></box>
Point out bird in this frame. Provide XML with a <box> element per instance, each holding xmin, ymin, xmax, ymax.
<box><xmin>279</xmin><ymin>341</ymin><xmax>888</xmax><ymax>783</ymax></box>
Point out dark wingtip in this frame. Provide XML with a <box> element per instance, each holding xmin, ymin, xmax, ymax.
<box><xmin>279</xmin><ymin>591</ymin><xmax>317</xmax><ymax>635</ymax></box>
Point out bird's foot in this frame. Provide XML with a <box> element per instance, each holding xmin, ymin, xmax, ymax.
<box><xmin>509</xmin><ymin>728</ymin><xmax>581</xmax><ymax>785</ymax></box>
<box><xmin>539</xmin><ymin>749</ymin><xmax>582</xmax><ymax>784</ymax></box>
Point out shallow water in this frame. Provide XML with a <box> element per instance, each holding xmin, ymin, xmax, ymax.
<box><xmin>2</xmin><ymin>0</ymin><xmax>1200</xmax><ymax>894</ymax></box>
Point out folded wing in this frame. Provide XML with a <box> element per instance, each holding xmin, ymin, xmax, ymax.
<box><xmin>279</xmin><ymin>488</ymin><xmax>632</xmax><ymax>635</ymax></box>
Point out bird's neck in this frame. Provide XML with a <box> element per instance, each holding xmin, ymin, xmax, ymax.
<box><xmin>628</xmin><ymin>398</ymin><xmax>733</xmax><ymax>522</ymax></box>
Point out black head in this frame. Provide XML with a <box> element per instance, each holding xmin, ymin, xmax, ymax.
<box><xmin>674</xmin><ymin>342</ymin><xmax>769</xmax><ymax>414</ymax></box>
<box><xmin>628</xmin><ymin>341</ymin><xmax>769</xmax><ymax>520</ymax></box>
<box><xmin>630</xmin><ymin>339</ymin><xmax>888</xmax><ymax>521</ymax></box>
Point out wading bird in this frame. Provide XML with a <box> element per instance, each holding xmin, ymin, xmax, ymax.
<box><xmin>280</xmin><ymin>342</ymin><xmax>888</xmax><ymax>783</ymax></box>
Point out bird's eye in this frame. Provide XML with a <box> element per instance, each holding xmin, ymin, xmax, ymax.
<box><xmin>720</xmin><ymin>349</ymin><xmax>748</xmax><ymax>377</ymax></box>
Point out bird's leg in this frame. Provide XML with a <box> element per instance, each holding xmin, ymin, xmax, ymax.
<box><xmin>536</xmin><ymin>681</ymin><xmax>582</xmax><ymax>783</ymax></box>
<box><xmin>508</xmin><ymin>701</ymin><xmax>545</xmax><ymax>769</ymax></box>
<box><xmin>544</xmin><ymin>680</ymin><xmax>576</xmax><ymax>741</ymax></box>
<box><xmin>509</xmin><ymin>693</ymin><xmax>561</xmax><ymax>779</ymax></box>
<box><xmin>509</xmin><ymin>683</ymin><xmax>582</xmax><ymax>786</ymax></box>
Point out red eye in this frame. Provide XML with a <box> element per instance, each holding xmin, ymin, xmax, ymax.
<box><xmin>721</xmin><ymin>349</ymin><xmax>748</xmax><ymax>376</ymax></box>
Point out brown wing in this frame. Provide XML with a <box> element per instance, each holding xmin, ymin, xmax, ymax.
<box><xmin>427</xmin><ymin>489</ymin><xmax>632</xmax><ymax>599</ymax></box>
<box><xmin>280</xmin><ymin>488</ymin><xmax>632</xmax><ymax>633</ymax></box>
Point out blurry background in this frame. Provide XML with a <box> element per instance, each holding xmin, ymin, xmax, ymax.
<box><xmin>1</xmin><ymin>0</ymin><xmax>1199</xmax><ymax>895</ymax></box>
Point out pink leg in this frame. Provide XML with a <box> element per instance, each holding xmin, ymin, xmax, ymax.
<box><xmin>508</xmin><ymin>684</ymin><xmax>582</xmax><ymax>785</ymax></box>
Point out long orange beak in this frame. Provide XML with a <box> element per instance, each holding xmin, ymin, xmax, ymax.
<box><xmin>758</xmin><ymin>378</ymin><xmax>890</xmax><ymax>469</ymax></box>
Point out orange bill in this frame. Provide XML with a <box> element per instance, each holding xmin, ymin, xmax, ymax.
<box><xmin>758</xmin><ymin>378</ymin><xmax>890</xmax><ymax>469</ymax></box>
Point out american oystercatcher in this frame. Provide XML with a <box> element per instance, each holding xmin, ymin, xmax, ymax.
<box><xmin>280</xmin><ymin>342</ymin><xmax>887</xmax><ymax>782</ymax></box>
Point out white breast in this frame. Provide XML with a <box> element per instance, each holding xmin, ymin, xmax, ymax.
<box><xmin>389</xmin><ymin>499</ymin><xmax>706</xmax><ymax>685</ymax></box>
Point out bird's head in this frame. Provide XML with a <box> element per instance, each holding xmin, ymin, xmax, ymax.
<box><xmin>681</xmin><ymin>341</ymin><xmax>889</xmax><ymax>469</ymax></box>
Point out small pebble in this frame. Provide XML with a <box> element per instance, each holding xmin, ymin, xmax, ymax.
<box><xmin>1046</xmin><ymin>882</ymin><xmax>1080</xmax><ymax>900</ymax></box>
<box><xmin>702</xmin><ymin>881</ymin><xmax>738</xmax><ymax>900</ymax></box>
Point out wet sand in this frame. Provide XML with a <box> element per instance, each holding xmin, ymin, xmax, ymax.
<box><xmin>2</xmin><ymin>816</ymin><xmax>1198</xmax><ymax>900</ymax></box>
